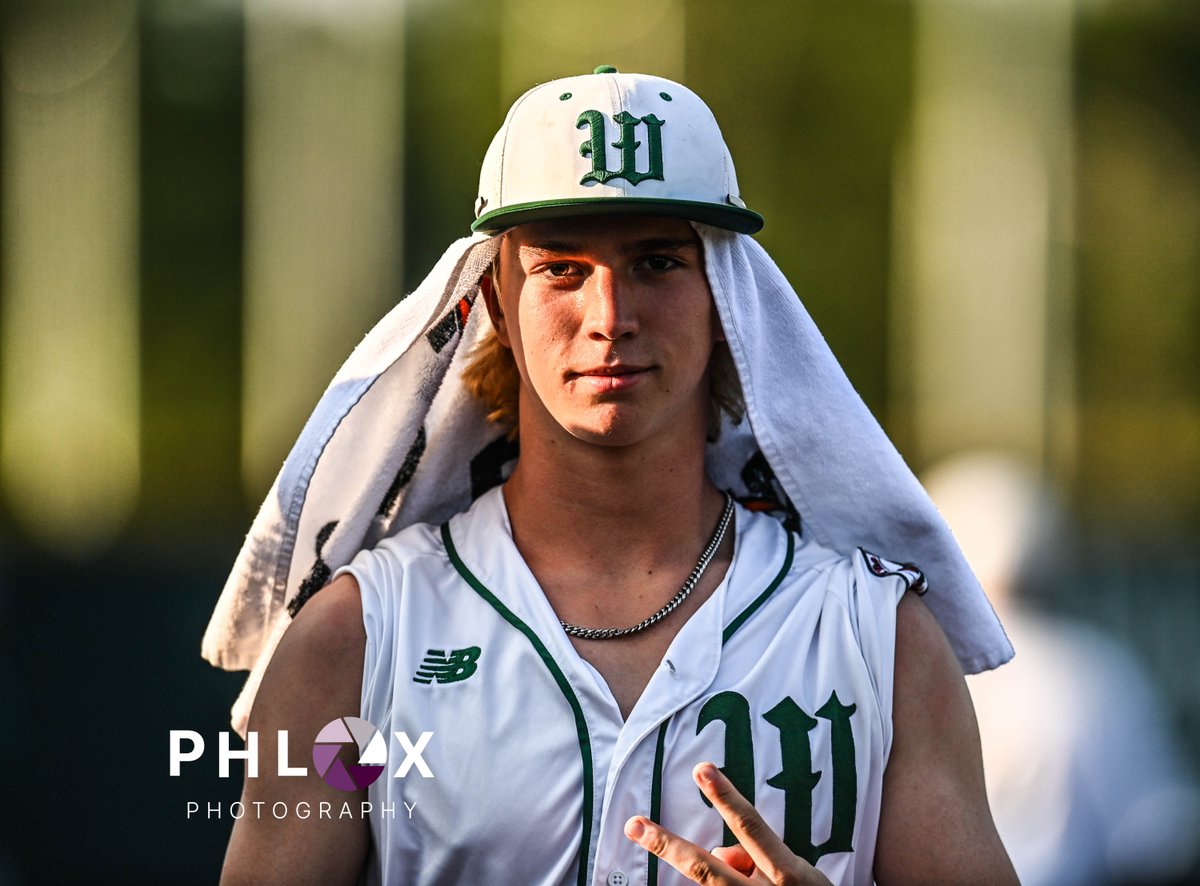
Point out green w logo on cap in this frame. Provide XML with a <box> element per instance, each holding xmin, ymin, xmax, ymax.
<box><xmin>413</xmin><ymin>646</ymin><xmax>481</xmax><ymax>684</ymax></box>
<box><xmin>577</xmin><ymin>110</ymin><xmax>666</xmax><ymax>186</ymax></box>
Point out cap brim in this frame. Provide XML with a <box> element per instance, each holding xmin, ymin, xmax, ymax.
<box><xmin>471</xmin><ymin>197</ymin><xmax>764</xmax><ymax>235</ymax></box>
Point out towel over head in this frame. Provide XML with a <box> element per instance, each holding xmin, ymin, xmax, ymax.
<box><xmin>203</xmin><ymin>67</ymin><xmax>1012</xmax><ymax>734</ymax></box>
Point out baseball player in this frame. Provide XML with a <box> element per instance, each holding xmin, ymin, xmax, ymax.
<box><xmin>215</xmin><ymin>68</ymin><xmax>1016</xmax><ymax>885</ymax></box>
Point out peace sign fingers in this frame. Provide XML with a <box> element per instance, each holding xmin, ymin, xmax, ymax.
<box><xmin>624</xmin><ymin>762</ymin><xmax>833</xmax><ymax>886</ymax></box>
<box><xmin>624</xmin><ymin>814</ymin><xmax>753</xmax><ymax>884</ymax></box>
<box><xmin>693</xmin><ymin>762</ymin><xmax>796</xmax><ymax>881</ymax></box>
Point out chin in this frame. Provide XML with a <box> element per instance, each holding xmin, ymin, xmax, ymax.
<box><xmin>562</xmin><ymin>408</ymin><xmax>646</xmax><ymax>447</ymax></box>
<box><xmin>565</xmin><ymin>422</ymin><xmax>639</xmax><ymax>447</ymax></box>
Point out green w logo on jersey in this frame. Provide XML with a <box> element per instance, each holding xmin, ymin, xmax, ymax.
<box><xmin>413</xmin><ymin>646</ymin><xmax>481</xmax><ymax>685</ymax></box>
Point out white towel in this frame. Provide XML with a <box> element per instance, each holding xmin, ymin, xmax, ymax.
<box><xmin>203</xmin><ymin>225</ymin><xmax>1012</xmax><ymax>734</ymax></box>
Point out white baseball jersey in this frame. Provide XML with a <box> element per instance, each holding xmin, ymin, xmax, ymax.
<box><xmin>339</xmin><ymin>486</ymin><xmax>911</xmax><ymax>886</ymax></box>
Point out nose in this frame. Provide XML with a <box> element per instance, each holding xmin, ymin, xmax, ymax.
<box><xmin>583</xmin><ymin>267</ymin><xmax>639</xmax><ymax>342</ymax></box>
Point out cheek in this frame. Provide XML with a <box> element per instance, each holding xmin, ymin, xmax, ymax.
<box><xmin>516</xmin><ymin>299</ymin><xmax>576</xmax><ymax>355</ymax></box>
<box><xmin>711</xmin><ymin>304</ymin><xmax>726</xmax><ymax>342</ymax></box>
<box><xmin>661</xmin><ymin>293</ymin><xmax>721</xmax><ymax>357</ymax></box>
<box><xmin>504</xmin><ymin>300</ymin><xmax>573</xmax><ymax>398</ymax></box>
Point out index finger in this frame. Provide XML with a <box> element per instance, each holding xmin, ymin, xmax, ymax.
<box><xmin>624</xmin><ymin>815</ymin><xmax>748</xmax><ymax>884</ymax></box>
<box><xmin>693</xmin><ymin>761</ymin><xmax>792</xmax><ymax>880</ymax></box>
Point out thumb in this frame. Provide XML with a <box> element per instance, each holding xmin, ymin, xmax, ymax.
<box><xmin>711</xmin><ymin>843</ymin><xmax>756</xmax><ymax>876</ymax></box>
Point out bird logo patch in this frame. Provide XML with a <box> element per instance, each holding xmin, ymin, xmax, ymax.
<box><xmin>860</xmin><ymin>550</ymin><xmax>928</xmax><ymax>595</ymax></box>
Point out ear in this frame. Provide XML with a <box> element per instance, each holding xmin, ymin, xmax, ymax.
<box><xmin>480</xmin><ymin>270</ymin><xmax>512</xmax><ymax>348</ymax></box>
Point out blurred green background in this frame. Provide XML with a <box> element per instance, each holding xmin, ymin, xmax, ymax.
<box><xmin>0</xmin><ymin>0</ymin><xmax>1197</xmax><ymax>881</ymax></box>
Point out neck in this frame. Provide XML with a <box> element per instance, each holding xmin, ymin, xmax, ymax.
<box><xmin>502</xmin><ymin>407</ymin><xmax>722</xmax><ymax>578</ymax></box>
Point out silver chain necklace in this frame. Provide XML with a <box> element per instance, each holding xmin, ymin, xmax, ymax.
<box><xmin>560</xmin><ymin>493</ymin><xmax>735</xmax><ymax>641</ymax></box>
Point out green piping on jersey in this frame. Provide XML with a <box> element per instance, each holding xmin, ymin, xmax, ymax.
<box><xmin>647</xmin><ymin>530</ymin><xmax>795</xmax><ymax>881</ymax></box>
<box><xmin>441</xmin><ymin>522</ymin><xmax>595</xmax><ymax>886</ymax></box>
<box><xmin>722</xmin><ymin>530</ymin><xmax>795</xmax><ymax>645</ymax></box>
<box><xmin>647</xmin><ymin>720</ymin><xmax>670</xmax><ymax>886</ymax></box>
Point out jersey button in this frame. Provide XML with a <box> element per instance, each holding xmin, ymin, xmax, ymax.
<box><xmin>606</xmin><ymin>872</ymin><xmax>628</xmax><ymax>886</ymax></box>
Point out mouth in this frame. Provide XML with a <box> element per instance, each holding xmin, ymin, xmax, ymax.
<box><xmin>568</xmin><ymin>364</ymin><xmax>654</xmax><ymax>393</ymax></box>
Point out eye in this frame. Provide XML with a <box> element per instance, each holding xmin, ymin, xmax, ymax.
<box><xmin>639</xmin><ymin>254</ymin><xmax>681</xmax><ymax>272</ymax></box>
<box><xmin>545</xmin><ymin>262</ymin><xmax>577</xmax><ymax>278</ymax></box>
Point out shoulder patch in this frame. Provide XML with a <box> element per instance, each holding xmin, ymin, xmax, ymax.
<box><xmin>859</xmin><ymin>549</ymin><xmax>928</xmax><ymax>595</ymax></box>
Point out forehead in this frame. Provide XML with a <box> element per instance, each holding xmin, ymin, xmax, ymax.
<box><xmin>502</xmin><ymin>214</ymin><xmax>703</xmax><ymax>255</ymax></box>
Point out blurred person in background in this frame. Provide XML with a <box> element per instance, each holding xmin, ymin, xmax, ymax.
<box><xmin>924</xmin><ymin>451</ymin><xmax>1200</xmax><ymax>886</ymax></box>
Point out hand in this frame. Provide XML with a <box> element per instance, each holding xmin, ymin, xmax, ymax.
<box><xmin>624</xmin><ymin>762</ymin><xmax>833</xmax><ymax>885</ymax></box>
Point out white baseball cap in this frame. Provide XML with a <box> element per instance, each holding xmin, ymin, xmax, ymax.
<box><xmin>472</xmin><ymin>65</ymin><xmax>763</xmax><ymax>235</ymax></box>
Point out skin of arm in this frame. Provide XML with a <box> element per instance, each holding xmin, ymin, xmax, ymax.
<box><xmin>873</xmin><ymin>591</ymin><xmax>1018</xmax><ymax>885</ymax></box>
<box><xmin>220</xmin><ymin>574</ymin><xmax>370</xmax><ymax>885</ymax></box>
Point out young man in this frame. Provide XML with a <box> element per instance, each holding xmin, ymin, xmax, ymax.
<box><xmin>212</xmin><ymin>68</ymin><xmax>1016</xmax><ymax>885</ymax></box>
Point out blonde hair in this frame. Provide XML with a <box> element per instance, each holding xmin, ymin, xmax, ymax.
<box><xmin>461</xmin><ymin>328</ymin><xmax>523</xmax><ymax>432</ymax></box>
<box><xmin>461</xmin><ymin>322</ymin><xmax>745</xmax><ymax>441</ymax></box>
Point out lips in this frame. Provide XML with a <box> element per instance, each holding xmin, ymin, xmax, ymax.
<box><xmin>569</xmin><ymin>364</ymin><xmax>653</xmax><ymax>393</ymax></box>
<box><xmin>574</xmin><ymin>364</ymin><xmax>650</xmax><ymax>377</ymax></box>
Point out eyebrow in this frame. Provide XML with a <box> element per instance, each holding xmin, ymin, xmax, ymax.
<box><xmin>521</xmin><ymin>237</ymin><xmax>700</xmax><ymax>256</ymax></box>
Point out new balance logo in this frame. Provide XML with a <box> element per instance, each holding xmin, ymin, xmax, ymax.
<box><xmin>413</xmin><ymin>647</ymin><xmax>481</xmax><ymax>684</ymax></box>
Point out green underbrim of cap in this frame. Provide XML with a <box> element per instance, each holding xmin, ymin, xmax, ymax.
<box><xmin>471</xmin><ymin>197</ymin><xmax>764</xmax><ymax>235</ymax></box>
